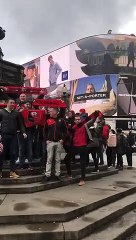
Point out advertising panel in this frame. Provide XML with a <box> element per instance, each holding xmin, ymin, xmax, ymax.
<box><xmin>23</xmin><ymin>58</ymin><xmax>40</xmax><ymax>87</ymax></box>
<box><xmin>70</xmin><ymin>74</ymin><xmax>117</xmax><ymax>116</ymax></box>
<box><xmin>40</xmin><ymin>45</ymin><xmax>70</xmax><ymax>88</ymax></box>
<box><xmin>117</xmin><ymin>75</ymin><xmax>136</xmax><ymax>116</ymax></box>
<box><xmin>70</xmin><ymin>34</ymin><xmax>136</xmax><ymax>79</ymax></box>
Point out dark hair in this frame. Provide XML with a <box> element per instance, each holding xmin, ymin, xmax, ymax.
<box><xmin>48</xmin><ymin>55</ymin><xmax>53</xmax><ymax>60</ymax></box>
<box><xmin>7</xmin><ymin>98</ymin><xmax>15</xmax><ymax>103</ymax></box>
<box><xmin>75</xmin><ymin>113</ymin><xmax>81</xmax><ymax>118</ymax></box>
<box><xmin>69</xmin><ymin>110</ymin><xmax>75</xmax><ymax>118</ymax></box>
<box><xmin>27</xmin><ymin>63</ymin><xmax>36</xmax><ymax>70</ymax></box>
<box><xmin>116</xmin><ymin>128</ymin><xmax>122</xmax><ymax>133</ymax></box>
<box><xmin>110</xmin><ymin>129</ymin><xmax>115</xmax><ymax>134</ymax></box>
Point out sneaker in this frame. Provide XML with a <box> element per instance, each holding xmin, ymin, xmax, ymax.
<box><xmin>67</xmin><ymin>175</ymin><xmax>73</xmax><ymax>179</ymax></box>
<box><xmin>54</xmin><ymin>176</ymin><xmax>62</xmax><ymax>181</ymax></box>
<box><xmin>78</xmin><ymin>180</ymin><xmax>85</xmax><ymax>186</ymax></box>
<box><xmin>92</xmin><ymin>169</ymin><xmax>99</xmax><ymax>173</ymax></box>
<box><xmin>108</xmin><ymin>166</ymin><xmax>112</xmax><ymax>169</ymax></box>
<box><xmin>127</xmin><ymin>166</ymin><xmax>132</xmax><ymax>170</ymax></box>
<box><xmin>44</xmin><ymin>176</ymin><xmax>51</xmax><ymax>182</ymax></box>
<box><xmin>28</xmin><ymin>166</ymin><xmax>33</xmax><ymax>171</ymax></box>
<box><xmin>10</xmin><ymin>172</ymin><xmax>20</xmax><ymax>179</ymax></box>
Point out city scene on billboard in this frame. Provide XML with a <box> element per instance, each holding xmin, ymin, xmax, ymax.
<box><xmin>70</xmin><ymin>74</ymin><xmax>117</xmax><ymax>116</ymax></box>
<box><xmin>71</xmin><ymin>34</ymin><xmax>136</xmax><ymax>78</ymax></box>
<box><xmin>117</xmin><ymin>75</ymin><xmax>136</xmax><ymax>116</ymax></box>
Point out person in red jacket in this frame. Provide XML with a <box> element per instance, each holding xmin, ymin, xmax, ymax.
<box><xmin>64</xmin><ymin>110</ymin><xmax>103</xmax><ymax>186</ymax></box>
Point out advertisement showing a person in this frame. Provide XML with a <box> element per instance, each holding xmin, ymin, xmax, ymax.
<box><xmin>70</xmin><ymin>74</ymin><xmax>117</xmax><ymax>116</ymax></box>
<box><xmin>23</xmin><ymin>58</ymin><xmax>40</xmax><ymax>88</ymax></box>
<box><xmin>48</xmin><ymin>55</ymin><xmax>62</xmax><ymax>87</ymax></box>
<box><xmin>40</xmin><ymin>45</ymin><xmax>70</xmax><ymax>88</ymax></box>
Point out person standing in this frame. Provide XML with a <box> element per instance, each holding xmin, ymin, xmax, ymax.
<box><xmin>48</xmin><ymin>55</ymin><xmax>62</xmax><ymax>88</ymax></box>
<box><xmin>0</xmin><ymin>99</ymin><xmax>27</xmax><ymax>178</ymax></box>
<box><xmin>106</xmin><ymin>129</ymin><xmax>117</xmax><ymax>167</ymax></box>
<box><xmin>18</xmin><ymin>100</ymin><xmax>36</xmax><ymax>169</ymax></box>
<box><xmin>44</xmin><ymin>108</ymin><xmax>67</xmax><ymax>181</ymax></box>
<box><xmin>95</xmin><ymin>117</ymin><xmax>110</xmax><ymax>165</ymax></box>
<box><xmin>126</xmin><ymin>130</ymin><xmax>135</xmax><ymax>169</ymax></box>
<box><xmin>116</xmin><ymin>128</ymin><xmax>129</xmax><ymax>170</ymax></box>
<box><xmin>64</xmin><ymin>113</ymin><xmax>89</xmax><ymax>186</ymax></box>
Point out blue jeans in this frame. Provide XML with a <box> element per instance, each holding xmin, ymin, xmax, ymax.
<box><xmin>18</xmin><ymin>131</ymin><xmax>33</xmax><ymax>167</ymax></box>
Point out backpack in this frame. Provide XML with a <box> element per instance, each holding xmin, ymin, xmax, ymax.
<box><xmin>107</xmin><ymin>133</ymin><xmax>117</xmax><ymax>147</ymax></box>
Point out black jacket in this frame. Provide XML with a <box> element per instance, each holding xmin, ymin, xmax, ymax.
<box><xmin>44</xmin><ymin>117</ymin><xmax>67</xmax><ymax>142</ymax></box>
<box><xmin>0</xmin><ymin>109</ymin><xmax>26</xmax><ymax>135</ymax></box>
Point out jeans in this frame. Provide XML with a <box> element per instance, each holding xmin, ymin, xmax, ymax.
<box><xmin>45</xmin><ymin>141</ymin><xmax>62</xmax><ymax>177</ymax></box>
<box><xmin>0</xmin><ymin>134</ymin><xmax>18</xmax><ymax>172</ymax></box>
<box><xmin>18</xmin><ymin>131</ymin><xmax>33</xmax><ymax>167</ymax></box>
<box><xmin>64</xmin><ymin>146</ymin><xmax>87</xmax><ymax>180</ymax></box>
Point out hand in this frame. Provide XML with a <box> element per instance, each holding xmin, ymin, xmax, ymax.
<box><xmin>23</xmin><ymin>133</ymin><xmax>27</xmax><ymax>139</ymax></box>
<box><xmin>59</xmin><ymin>139</ymin><xmax>63</xmax><ymax>144</ymax></box>
<box><xmin>46</xmin><ymin>140</ymin><xmax>51</xmax><ymax>144</ymax></box>
<box><xmin>0</xmin><ymin>143</ymin><xmax>3</xmax><ymax>153</ymax></box>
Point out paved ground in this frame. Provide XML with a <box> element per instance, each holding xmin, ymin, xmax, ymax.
<box><xmin>102</xmin><ymin>152</ymin><xmax>136</xmax><ymax>168</ymax></box>
<box><xmin>0</xmin><ymin>168</ymin><xmax>136</xmax><ymax>217</ymax></box>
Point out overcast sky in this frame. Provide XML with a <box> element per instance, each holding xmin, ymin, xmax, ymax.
<box><xmin>1</xmin><ymin>0</ymin><xmax>136</xmax><ymax>64</ymax></box>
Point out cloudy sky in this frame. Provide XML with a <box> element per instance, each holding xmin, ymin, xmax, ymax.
<box><xmin>1</xmin><ymin>0</ymin><xmax>136</xmax><ymax>64</ymax></box>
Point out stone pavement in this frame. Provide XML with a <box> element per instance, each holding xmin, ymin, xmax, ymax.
<box><xmin>0</xmin><ymin>167</ymin><xmax>136</xmax><ymax>239</ymax></box>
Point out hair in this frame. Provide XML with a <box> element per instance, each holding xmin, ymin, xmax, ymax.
<box><xmin>110</xmin><ymin>129</ymin><xmax>115</xmax><ymax>134</ymax></box>
<box><xmin>27</xmin><ymin>63</ymin><xmax>36</xmax><ymax>70</ymax></box>
<box><xmin>69</xmin><ymin>110</ymin><xmax>75</xmax><ymax>118</ymax></box>
<box><xmin>48</xmin><ymin>55</ymin><xmax>53</xmax><ymax>60</ymax></box>
<box><xmin>116</xmin><ymin>128</ymin><xmax>122</xmax><ymax>133</ymax></box>
<box><xmin>75</xmin><ymin>113</ymin><xmax>81</xmax><ymax>118</ymax></box>
<box><xmin>86</xmin><ymin>83</ymin><xmax>96</xmax><ymax>93</ymax></box>
<box><xmin>7</xmin><ymin>98</ymin><xmax>15</xmax><ymax>103</ymax></box>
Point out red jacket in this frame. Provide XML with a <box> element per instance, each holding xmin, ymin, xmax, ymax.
<box><xmin>72</xmin><ymin>123</ymin><xmax>88</xmax><ymax>147</ymax></box>
<box><xmin>72</xmin><ymin>110</ymin><xmax>103</xmax><ymax>147</ymax></box>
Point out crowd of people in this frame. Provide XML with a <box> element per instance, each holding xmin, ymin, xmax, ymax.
<box><xmin>0</xmin><ymin>93</ymin><xmax>135</xmax><ymax>186</ymax></box>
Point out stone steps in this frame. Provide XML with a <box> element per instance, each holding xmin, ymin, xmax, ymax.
<box><xmin>0</xmin><ymin>180</ymin><xmax>135</xmax><ymax>225</ymax></box>
<box><xmin>83</xmin><ymin>210</ymin><xmax>136</xmax><ymax>240</ymax></box>
<box><xmin>0</xmin><ymin>192</ymin><xmax>136</xmax><ymax>240</ymax></box>
<box><xmin>0</xmin><ymin>169</ymin><xmax>118</xmax><ymax>194</ymax></box>
<box><xmin>63</xmin><ymin>193</ymin><xmax>136</xmax><ymax>240</ymax></box>
<box><xmin>0</xmin><ymin>165</ymin><xmax>107</xmax><ymax>184</ymax></box>
<box><xmin>2</xmin><ymin>161</ymin><xmax>95</xmax><ymax>177</ymax></box>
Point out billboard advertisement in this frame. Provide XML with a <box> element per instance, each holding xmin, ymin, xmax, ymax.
<box><xmin>70</xmin><ymin>34</ymin><xmax>136</xmax><ymax>79</ymax></box>
<box><xmin>40</xmin><ymin>45</ymin><xmax>70</xmax><ymax>88</ymax></box>
<box><xmin>117</xmin><ymin>75</ymin><xmax>136</xmax><ymax>116</ymax></box>
<box><xmin>23</xmin><ymin>58</ymin><xmax>40</xmax><ymax>87</ymax></box>
<box><xmin>70</xmin><ymin>74</ymin><xmax>117</xmax><ymax>116</ymax></box>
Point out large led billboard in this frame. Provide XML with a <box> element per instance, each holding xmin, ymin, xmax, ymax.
<box><xmin>22</xmin><ymin>34</ymin><xmax>136</xmax><ymax>116</ymax></box>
